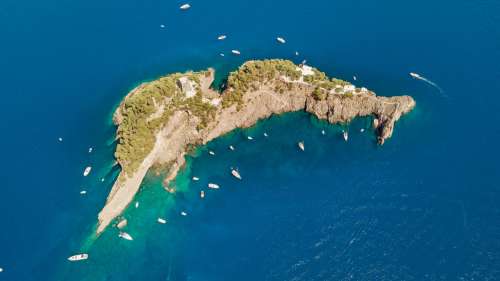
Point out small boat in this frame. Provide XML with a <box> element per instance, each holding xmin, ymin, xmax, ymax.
<box><xmin>217</xmin><ymin>35</ymin><xmax>227</xmax><ymax>40</ymax></box>
<box><xmin>295</xmin><ymin>51</ymin><xmax>299</xmax><ymax>56</ymax></box>
<box><xmin>83</xmin><ymin>166</ymin><xmax>92</xmax><ymax>177</ymax></box>
<box><xmin>200</xmin><ymin>190</ymin><xmax>205</xmax><ymax>198</ymax></box>
<box><xmin>118</xmin><ymin>232</ymin><xmax>133</xmax><ymax>241</ymax></box>
<box><xmin>343</xmin><ymin>131</ymin><xmax>349</xmax><ymax>142</ymax></box>
<box><xmin>135</xmin><ymin>202</ymin><xmax>139</xmax><ymax>208</ymax></box>
<box><xmin>68</xmin><ymin>253</ymin><xmax>88</xmax><ymax>262</ymax></box>
<box><xmin>58</xmin><ymin>137</ymin><xmax>63</xmax><ymax>142</ymax></box>
<box><xmin>80</xmin><ymin>190</ymin><xmax>87</xmax><ymax>195</ymax></box>
<box><xmin>229</xmin><ymin>145</ymin><xmax>235</xmax><ymax>151</ymax></box>
<box><xmin>298</xmin><ymin>141</ymin><xmax>305</xmax><ymax>151</ymax></box>
<box><xmin>276</xmin><ymin>37</ymin><xmax>286</xmax><ymax>44</ymax></box>
<box><xmin>263</xmin><ymin>132</ymin><xmax>268</xmax><ymax>137</ymax></box>
<box><xmin>209</xmin><ymin>150</ymin><xmax>215</xmax><ymax>155</ymax></box>
<box><xmin>409</xmin><ymin>72</ymin><xmax>421</xmax><ymax>79</ymax></box>
<box><xmin>160</xmin><ymin>24</ymin><xmax>165</xmax><ymax>28</ymax></box>
<box><xmin>192</xmin><ymin>176</ymin><xmax>200</xmax><ymax>181</ymax></box>
<box><xmin>157</xmin><ymin>218</ymin><xmax>167</xmax><ymax>224</ymax></box>
<box><xmin>231</xmin><ymin>50</ymin><xmax>241</xmax><ymax>55</ymax></box>
<box><xmin>166</xmin><ymin>187</ymin><xmax>176</xmax><ymax>194</ymax></box>
<box><xmin>179</xmin><ymin>3</ymin><xmax>191</xmax><ymax>10</ymax></box>
<box><xmin>0</xmin><ymin>267</ymin><xmax>3</xmax><ymax>272</ymax></box>
<box><xmin>88</xmin><ymin>147</ymin><xmax>93</xmax><ymax>153</ymax></box>
<box><xmin>100</xmin><ymin>178</ymin><xmax>105</xmax><ymax>182</ymax></box>
<box><xmin>220</xmin><ymin>53</ymin><xmax>225</xmax><ymax>57</ymax></box>
<box><xmin>321</xmin><ymin>130</ymin><xmax>325</xmax><ymax>135</ymax></box>
<box><xmin>181</xmin><ymin>211</ymin><xmax>188</xmax><ymax>216</ymax></box>
<box><xmin>247</xmin><ymin>136</ymin><xmax>253</xmax><ymax>140</ymax></box>
<box><xmin>360</xmin><ymin>128</ymin><xmax>365</xmax><ymax>133</ymax></box>
<box><xmin>208</xmin><ymin>183</ymin><xmax>220</xmax><ymax>189</ymax></box>
<box><xmin>231</xmin><ymin>169</ymin><xmax>242</xmax><ymax>180</ymax></box>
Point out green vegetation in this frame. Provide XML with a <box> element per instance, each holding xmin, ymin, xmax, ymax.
<box><xmin>222</xmin><ymin>59</ymin><xmax>302</xmax><ymax>108</ymax></box>
<box><xmin>115</xmin><ymin>71</ymin><xmax>216</xmax><ymax>176</ymax></box>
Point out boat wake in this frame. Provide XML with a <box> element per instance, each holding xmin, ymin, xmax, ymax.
<box><xmin>410</xmin><ymin>72</ymin><xmax>447</xmax><ymax>98</ymax></box>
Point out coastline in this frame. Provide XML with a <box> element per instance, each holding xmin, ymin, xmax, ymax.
<box><xmin>96</xmin><ymin>59</ymin><xmax>416</xmax><ymax>234</ymax></box>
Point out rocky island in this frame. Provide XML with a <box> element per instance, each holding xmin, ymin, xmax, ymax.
<box><xmin>96</xmin><ymin>59</ymin><xmax>416</xmax><ymax>234</ymax></box>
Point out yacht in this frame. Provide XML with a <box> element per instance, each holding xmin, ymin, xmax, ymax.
<box><xmin>208</xmin><ymin>183</ymin><xmax>220</xmax><ymax>189</ymax></box>
<box><xmin>83</xmin><ymin>166</ymin><xmax>92</xmax><ymax>177</ymax></box>
<box><xmin>231</xmin><ymin>50</ymin><xmax>241</xmax><ymax>55</ymax></box>
<box><xmin>192</xmin><ymin>176</ymin><xmax>200</xmax><ymax>181</ymax></box>
<box><xmin>409</xmin><ymin>72</ymin><xmax>421</xmax><ymax>79</ymax></box>
<box><xmin>118</xmin><ymin>232</ymin><xmax>133</xmax><ymax>241</ymax></box>
<box><xmin>68</xmin><ymin>254</ymin><xmax>88</xmax><ymax>262</ymax></box>
<box><xmin>231</xmin><ymin>169</ymin><xmax>242</xmax><ymax>180</ymax></box>
<box><xmin>180</xmin><ymin>3</ymin><xmax>191</xmax><ymax>10</ymax></box>
<box><xmin>217</xmin><ymin>35</ymin><xmax>227</xmax><ymax>40</ymax></box>
<box><xmin>157</xmin><ymin>218</ymin><xmax>167</xmax><ymax>224</ymax></box>
<box><xmin>298</xmin><ymin>141</ymin><xmax>305</xmax><ymax>151</ymax></box>
<box><xmin>276</xmin><ymin>37</ymin><xmax>286</xmax><ymax>44</ymax></box>
<box><xmin>343</xmin><ymin>131</ymin><xmax>349</xmax><ymax>142</ymax></box>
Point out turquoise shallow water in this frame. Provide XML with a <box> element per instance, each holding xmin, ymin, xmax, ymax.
<box><xmin>1</xmin><ymin>0</ymin><xmax>500</xmax><ymax>280</ymax></box>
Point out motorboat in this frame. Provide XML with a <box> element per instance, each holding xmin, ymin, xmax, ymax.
<box><xmin>231</xmin><ymin>50</ymin><xmax>241</xmax><ymax>55</ymax></box>
<box><xmin>83</xmin><ymin>166</ymin><xmax>92</xmax><ymax>177</ymax></box>
<box><xmin>231</xmin><ymin>169</ymin><xmax>242</xmax><ymax>180</ymax></box>
<box><xmin>180</xmin><ymin>3</ymin><xmax>191</xmax><ymax>10</ymax></box>
<box><xmin>118</xmin><ymin>232</ymin><xmax>133</xmax><ymax>241</ymax></box>
<box><xmin>208</xmin><ymin>183</ymin><xmax>220</xmax><ymax>189</ymax></box>
<box><xmin>157</xmin><ymin>218</ymin><xmax>167</xmax><ymax>224</ymax></box>
<box><xmin>276</xmin><ymin>37</ymin><xmax>286</xmax><ymax>44</ymax></box>
<box><xmin>217</xmin><ymin>35</ymin><xmax>227</xmax><ymax>40</ymax></box>
<box><xmin>192</xmin><ymin>176</ymin><xmax>200</xmax><ymax>181</ymax></box>
<box><xmin>68</xmin><ymin>254</ymin><xmax>88</xmax><ymax>262</ymax></box>
<box><xmin>298</xmin><ymin>141</ymin><xmax>305</xmax><ymax>151</ymax></box>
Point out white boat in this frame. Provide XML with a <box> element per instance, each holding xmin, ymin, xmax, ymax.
<box><xmin>160</xmin><ymin>24</ymin><xmax>165</xmax><ymax>28</ymax></box>
<box><xmin>220</xmin><ymin>53</ymin><xmax>225</xmax><ymax>57</ymax></box>
<box><xmin>217</xmin><ymin>35</ymin><xmax>227</xmax><ymax>40</ymax></box>
<box><xmin>231</xmin><ymin>169</ymin><xmax>242</xmax><ymax>180</ymax></box>
<box><xmin>157</xmin><ymin>218</ymin><xmax>167</xmax><ymax>224</ymax></box>
<box><xmin>135</xmin><ymin>202</ymin><xmax>139</xmax><ymax>208</ymax></box>
<box><xmin>0</xmin><ymin>267</ymin><xmax>3</xmax><ymax>272</ymax></box>
<box><xmin>68</xmin><ymin>253</ymin><xmax>88</xmax><ymax>262</ymax></box>
<box><xmin>353</xmin><ymin>75</ymin><xmax>357</xmax><ymax>81</ymax></box>
<box><xmin>247</xmin><ymin>136</ymin><xmax>253</xmax><ymax>140</ymax></box>
<box><xmin>80</xmin><ymin>190</ymin><xmax>87</xmax><ymax>195</ymax></box>
<box><xmin>410</xmin><ymin>72</ymin><xmax>421</xmax><ymax>79</ymax></box>
<box><xmin>58</xmin><ymin>137</ymin><xmax>63</xmax><ymax>142</ymax></box>
<box><xmin>208</xmin><ymin>183</ymin><xmax>220</xmax><ymax>189</ymax></box>
<box><xmin>180</xmin><ymin>3</ymin><xmax>191</xmax><ymax>10</ymax></box>
<box><xmin>321</xmin><ymin>130</ymin><xmax>325</xmax><ymax>135</ymax></box>
<box><xmin>360</xmin><ymin>128</ymin><xmax>365</xmax><ymax>133</ymax></box>
<box><xmin>209</xmin><ymin>150</ymin><xmax>215</xmax><ymax>155</ymax></box>
<box><xmin>200</xmin><ymin>190</ymin><xmax>205</xmax><ymax>198</ymax></box>
<box><xmin>263</xmin><ymin>132</ymin><xmax>268</xmax><ymax>137</ymax></box>
<box><xmin>343</xmin><ymin>131</ymin><xmax>349</xmax><ymax>142</ymax></box>
<box><xmin>231</xmin><ymin>50</ymin><xmax>241</xmax><ymax>55</ymax></box>
<box><xmin>229</xmin><ymin>145</ymin><xmax>235</xmax><ymax>151</ymax></box>
<box><xmin>295</xmin><ymin>51</ymin><xmax>299</xmax><ymax>56</ymax></box>
<box><xmin>276</xmin><ymin>37</ymin><xmax>286</xmax><ymax>44</ymax></box>
<box><xmin>100</xmin><ymin>178</ymin><xmax>105</xmax><ymax>182</ymax></box>
<box><xmin>192</xmin><ymin>176</ymin><xmax>200</xmax><ymax>181</ymax></box>
<box><xmin>298</xmin><ymin>141</ymin><xmax>305</xmax><ymax>151</ymax></box>
<box><xmin>118</xmin><ymin>232</ymin><xmax>133</xmax><ymax>241</ymax></box>
<box><xmin>181</xmin><ymin>211</ymin><xmax>188</xmax><ymax>216</ymax></box>
<box><xmin>83</xmin><ymin>166</ymin><xmax>92</xmax><ymax>177</ymax></box>
<box><xmin>88</xmin><ymin>147</ymin><xmax>93</xmax><ymax>153</ymax></box>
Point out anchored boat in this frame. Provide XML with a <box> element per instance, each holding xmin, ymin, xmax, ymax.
<box><xmin>118</xmin><ymin>232</ymin><xmax>133</xmax><ymax>241</ymax></box>
<box><xmin>298</xmin><ymin>141</ymin><xmax>305</xmax><ymax>151</ymax></box>
<box><xmin>208</xmin><ymin>183</ymin><xmax>220</xmax><ymax>189</ymax></box>
<box><xmin>231</xmin><ymin>169</ymin><xmax>242</xmax><ymax>180</ymax></box>
<box><xmin>68</xmin><ymin>253</ymin><xmax>88</xmax><ymax>262</ymax></box>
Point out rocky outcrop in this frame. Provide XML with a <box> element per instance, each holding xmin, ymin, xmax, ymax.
<box><xmin>95</xmin><ymin>61</ymin><xmax>416</xmax><ymax>234</ymax></box>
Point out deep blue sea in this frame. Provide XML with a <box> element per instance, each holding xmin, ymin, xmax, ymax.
<box><xmin>1</xmin><ymin>0</ymin><xmax>499</xmax><ymax>280</ymax></box>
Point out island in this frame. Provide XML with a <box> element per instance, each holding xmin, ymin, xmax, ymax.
<box><xmin>96</xmin><ymin>59</ymin><xmax>416</xmax><ymax>234</ymax></box>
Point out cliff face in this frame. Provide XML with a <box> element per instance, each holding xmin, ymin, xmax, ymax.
<box><xmin>96</xmin><ymin>60</ymin><xmax>415</xmax><ymax>234</ymax></box>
